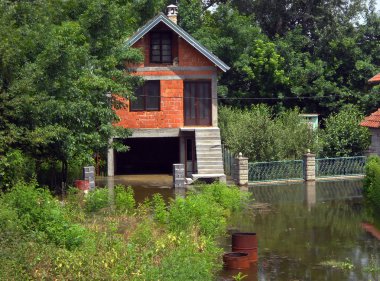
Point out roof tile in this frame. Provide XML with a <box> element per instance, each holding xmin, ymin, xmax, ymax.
<box><xmin>368</xmin><ymin>73</ymin><xmax>380</xmax><ymax>84</ymax></box>
<box><xmin>361</xmin><ymin>108</ymin><xmax>380</xmax><ymax>128</ymax></box>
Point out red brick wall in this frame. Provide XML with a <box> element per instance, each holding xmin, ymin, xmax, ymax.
<box><xmin>127</xmin><ymin>30</ymin><xmax>213</xmax><ymax>68</ymax></box>
<box><xmin>115</xmin><ymin>80</ymin><xmax>184</xmax><ymax>129</ymax></box>
<box><xmin>178</xmin><ymin>38</ymin><xmax>214</xmax><ymax>67</ymax></box>
<box><xmin>117</xmin><ymin>28</ymin><xmax>216</xmax><ymax>129</ymax></box>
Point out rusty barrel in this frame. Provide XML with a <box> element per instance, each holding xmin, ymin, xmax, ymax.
<box><xmin>232</xmin><ymin>232</ymin><xmax>258</xmax><ymax>262</ymax></box>
<box><xmin>75</xmin><ymin>180</ymin><xmax>90</xmax><ymax>191</ymax></box>
<box><xmin>223</xmin><ymin>252</ymin><xmax>250</xmax><ymax>270</ymax></box>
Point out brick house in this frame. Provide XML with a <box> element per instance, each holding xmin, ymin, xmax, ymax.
<box><xmin>361</xmin><ymin>72</ymin><xmax>380</xmax><ymax>154</ymax></box>
<box><xmin>107</xmin><ymin>6</ymin><xmax>229</xmax><ymax>182</ymax></box>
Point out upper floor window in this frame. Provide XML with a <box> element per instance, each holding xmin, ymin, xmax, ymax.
<box><xmin>150</xmin><ymin>32</ymin><xmax>172</xmax><ymax>63</ymax></box>
<box><xmin>130</xmin><ymin>81</ymin><xmax>160</xmax><ymax>111</ymax></box>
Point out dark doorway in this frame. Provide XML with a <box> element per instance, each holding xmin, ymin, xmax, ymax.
<box><xmin>184</xmin><ymin>81</ymin><xmax>212</xmax><ymax>126</ymax></box>
<box><xmin>115</xmin><ymin>137</ymin><xmax>179</xmax><ymax>174</ymax></box>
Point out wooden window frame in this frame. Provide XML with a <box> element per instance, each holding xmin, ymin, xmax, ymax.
<box><xmin>130</xmin><ymin>81</ymin><xmax>161</xmax><ymax>111</ymax></box>
<box><xmin>150</xmin><ymin>31</ymin><xmax>172</xmax><ymax>64</ymax></box>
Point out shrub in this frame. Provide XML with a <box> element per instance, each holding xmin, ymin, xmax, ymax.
<box><xmin>319</xmin><ymin>105</ymin><xmax>370</xmax><ymax>157</ymax></box>
<box><xmin>115</xmin><ymin>185</ymin><xmax>135</xmax><ymax>213</ymax></box>
<box><xmin>168</xmin><ymin>183</ymin><xmax>250</xmax><ymax>238</ymax></box>
<box><xmin>0</xmin><ymin>149</ymin><xmax>35</xmax><ymax>189</ymax></box>
<box><xmin>1</xmin><ymin>182</ymin><xmax>87</xmax><ymax>249</ymax></box>
<box><xmin>364</xmin><ymin>156</ymin><xmax>380</xmax><ymax>211</ymax></box>
<box><xmin>84</xmin><ymin>188</ymin><xmax>110</xmax><ymax>213</ymax></box>
<box><xmin>219</xmin><ymin>105</ymin><xmax>317</xmax><ymax>161</ymax></box>
<box><xmin>152</xmin><ymin>193</ymin><xmax>168</xmax><ymax>224</ymax></box>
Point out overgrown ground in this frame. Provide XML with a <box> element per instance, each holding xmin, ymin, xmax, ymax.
<box><xmin>0</xmin><ymin>182</ymin><xmax>249</xmax><ymax>280</ymax></box>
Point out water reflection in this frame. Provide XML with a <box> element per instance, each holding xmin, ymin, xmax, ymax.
<box><xmin>221</xmin><ymin>180</ymin><xmax>380</xmax><ymax>281</ymax></box>
<box><xmin>96</xmin><ymin>175</ymin><xmax>175</xmax><ymax>202</ymax></box>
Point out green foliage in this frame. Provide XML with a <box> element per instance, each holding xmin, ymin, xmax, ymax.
<box><xmin>84</xmin><ymin>188</ymin><xmax>110</xmax><ymax>213</ymax></box>
<box><xmin>319</xmin><ymin>105</ymin><xmax>370</xmax><ymax>157</ymax></box>
<box><xmin>115</xmin><ymin>185</ymin><xmax>135</xmax><ymax>213</ymax></box>
<box><xmin>168</xmin><ymin>182</ymin><xmax>250</xmax><ymax>238</ymax></box>
<box><xmin>0</xmin><ymin>149</ymin><xmax>35</xmax><ymax>189</ymax></box>
<box><xmin>364</xmin><ymin>155</ymin><xmax>380</xmax><ymax>211</ymax></box>
<box><xmin>0</xmin><ymin>0</ymin><xmax>144</xmax><ymax>188</ymax></box>
<box><xmin>219</xmin><ymin>105</ymin><xmax>317</xmax><ymax>161</ymax></box>
<box><xmin>152</xmin><ymin>193</ymin><xmax>168</xmax><ymax>224</ymax></box>
<box><xmin>1</xmin><ymin>182</ymin><xmax>87</xmax><ymax>250</ymax></box>
<box><xmin>0</xmin><ymin>181</ymin><xmax>249</xmax><ymax>280</ymax></box>
<box><xmin>191</xmin><ymin>2</ymin><xmax>380</xmax><ymax>116</ymax></box>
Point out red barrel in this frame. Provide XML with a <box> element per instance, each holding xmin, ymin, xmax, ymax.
<box><xmin>223</xmin><ymin>252</ymin><xmax>250</xmax><ymax>270</ymax></box>
<box><xmin>232</xmin><ymin>232</ymin><xmax>258</xmax><ymax>262</ymax></box>
<box><xmin>75</xmin><ymin>180</ymin><xmax>90</xmax><ymax>191</ymax></box>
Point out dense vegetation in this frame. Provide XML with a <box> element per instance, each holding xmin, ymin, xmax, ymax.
<box><xmin>364</xmin><ymin>156</ymin><xmax>380</xmax><ymax>212</ymax></box>
<box><xmin>1</xmin><ymin>0</ymin><xmax>378</xmax><ymax>189</ymax></box>
<box><xmin>219</xmin><ymin>105</ymin><xmax>370</xmax><ymax>161</ymax></box>
<box><xmin>0</xmin><ymin>182</ymin><xmax>249</xmax><ymax>280</ymax></box>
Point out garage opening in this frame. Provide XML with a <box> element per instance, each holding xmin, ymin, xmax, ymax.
<box><xmin>115</xmin><ymin>137</ymin><xmax>180</xmax><ymax>175</ymax></box>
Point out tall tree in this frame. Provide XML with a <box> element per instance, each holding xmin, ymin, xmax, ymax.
<box><xmin>0</xmin><ymin>0</ymin><xmax>144</xmax><ymax>189</ymax></box>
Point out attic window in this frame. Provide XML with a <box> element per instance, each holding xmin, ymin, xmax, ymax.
<box><xmin>130</xmin><ymin>81</ymin><xmax>160</xmax><ymax>111</ymax></box>
<box><xmin>150</xmin><ymin>32</ymin><xmax>172</xmax><ymax>63</ymax></box>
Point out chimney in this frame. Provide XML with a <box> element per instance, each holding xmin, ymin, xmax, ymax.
<box><xmin>167</xmin><ymin>4</ymin><xmax>178</xmax><ymax>24</ymax></box>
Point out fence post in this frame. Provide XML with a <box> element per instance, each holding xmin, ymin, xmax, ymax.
<box><xmin>234</xmin><ymin>152</ymin><xmax>249</xmax><ymax>186</ymax></box>
<box><xmin>173</xmin><ymin>163</ymin><xmax>185</xmax><ymax>188</ymax></box>
<box><xmin>303</xmin><ymin>151</ymin><xmax>316</xmax><ymax>181</ymax></box>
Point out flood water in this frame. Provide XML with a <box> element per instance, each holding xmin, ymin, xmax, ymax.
<box><xmin>221</xmin><ymin>179</ymin><xmax>380</xmax><ymax>281</ymax></box>
<box><xmin>96</xmin><ymin>174</ymin><xmax>175</xmax><ymax>202</ymax></box>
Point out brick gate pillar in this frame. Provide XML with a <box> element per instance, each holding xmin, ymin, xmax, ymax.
<box><xmin>303</xmin><ymin>151</ymin><xmax>316</xmax><ymax>181</ymax></box>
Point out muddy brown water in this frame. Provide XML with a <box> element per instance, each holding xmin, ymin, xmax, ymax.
<box><xmin>221</xmin><ymin>179</ymin><xmax>380</xmax><ymax>281</ymax></box>
<box><xmin>96</xmin><ymin>174</ymin><xmax>175</xmax><ymax>202</ymax></box>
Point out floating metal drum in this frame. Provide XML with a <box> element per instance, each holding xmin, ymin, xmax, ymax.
<box><xmin>223</xmin><ymin>252</ymin><xmax>250</xmax><ymax>270</ymax></box>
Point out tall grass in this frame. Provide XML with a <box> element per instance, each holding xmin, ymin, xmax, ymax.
<box><xmin>0</xmin><ymin>182</ymin><xmax>250</xmax><ymax>280</ymax></box>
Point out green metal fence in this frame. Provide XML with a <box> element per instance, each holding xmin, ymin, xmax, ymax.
<box><xmin>248</xmin><ymin>160</ymin><xmax>304</xmax><ymax>182</ymax></box>
<box><xmin>316</xmin><ymin>156</ymin><xmax>366</xmax><ymax>178</ymax></box>
<box><xmin>222</xmin><ymin>145</ymin><xmax>234</xmax><ymax>176</ymax></box>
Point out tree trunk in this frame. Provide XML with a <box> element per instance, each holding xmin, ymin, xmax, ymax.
<box><xmin>61</xmin><ymin>159</ymin><xmax>68</xmax><ymax>196</ymax></box>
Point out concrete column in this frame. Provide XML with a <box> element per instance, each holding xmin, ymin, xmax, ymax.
<box><xmin>107</xmin><ymin>138</ymin><xmax>114</xmax><ymax>177</ymax></box>
<box><xmin>235</xmin><ymin>152</ymin><xmax>249</xmax><ymax>186</ymax></box>
<box><xmin>303</xmin><ymin>151</ymin><xmax>316</xmax><ymax>181</ymax></box>
<box><xmin>211</xmin><ymin>73</ymin><xmax>218</xmax><ymax>127</ymax></box>
<box><xmin>305</xmin><ymin>181</ymin><xmax>316</xmax><ymax>210</ymax></box>
<box><xmin>173</xmin><ymin>163</ymin><xmax>185</xmax><ymax>188</ymax></box>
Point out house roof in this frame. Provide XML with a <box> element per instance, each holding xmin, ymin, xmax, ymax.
<box><xmin>368</xmin><ymin>73</ymin><xmax>380</xmax><ymax>84</ymax></box>
<box><xmin>125</xmin><ymin>13</ymin><xmax>230</xmax><ymax>72</ymax></box>
<box><xmin>360</xmin><ymin>108</ymin><xmax>380</xmax><ymax>128</ymax></box>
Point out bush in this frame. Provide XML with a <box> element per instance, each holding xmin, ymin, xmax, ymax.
<box><xmin>1</xmin><ymin>182</ymin><xmax>87</xmax><ymax>249</ymax></box>
<box><xmin>0</xmin><ymin>182</ymin><xmax>249</xmax><ymax>280</ymax></box>
<box><xmin>115</xmin><ymin>185</ymin><xmax>135</xmax><ymax>213</ymax></box>
<box><xmin>319</xmin><ymin>105</ymin><xmax>370</xmax><ymax>157</ymax></box>
<box><xmin>0</xmin><ymin>149</ymin><xmax>35</xmax><ymax>189</ymax></box>
<box><xmin>364</xmin><ymin>156</ymin><xmax>380</xmax><ymax>211</ymax></box>
<box><xmin>219</xmin><ymin>105</ymin><xmax>317</xmax><ymax>161</ymax></box>
<box><xmin>168</xmin><ymin>183</ymin><xmax>250</xmax><ymax>238</ymax></box>
<box><xmin>84</xmin><ymin>188</ymin><xmax>110</xmax><ymax>213</ymax></box>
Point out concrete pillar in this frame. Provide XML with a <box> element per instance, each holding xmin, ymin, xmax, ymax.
<box><xmin>173</xmin><ymin>163</ymin><xmax>185</xmax><ymax>188</ymax></box>
<box><xmin>107</xmin><ymin>177</ymin><xmax>115</xmax><ymax>211</ymax></box>
<box><xmin>303</xmin><ymin>151</ymin><xmax>316</xmax><ymax>181</ymax></box>
<box><xmin>235</xmin><ymin>152</ymin><xmax>249</xmax><ymax>186</ymax></box>
<box><xmin>305</xmin><ymin>181</ymin><xmax>316</xmax><ymax>210</ymax></box>
<box><xmin>107</xmin><ymin>139</ymin><xmax>114</xmax><ymax>177</ymax></box>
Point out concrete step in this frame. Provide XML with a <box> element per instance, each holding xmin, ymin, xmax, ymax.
<box><xmin>195</xmin><ymin>136</ymin><xmax>222</xmax><ymax>140</ymax></box>
<box><xmin>198</xmin><ymin>169</ymin><xmax>224</xmax><ymax>174</ymax></box>
<box><xmin>196</xmin><ymin>145</ymin><xmax>222</xmax><ymax>150</ymax></box>
<box><xmin>197</xmin><ymin>163</ymin><xmax>223</xmax><ymax>169</ymax></box>
<box><xmin>197</xmin><ymin>160</ymin><xmax>223</xmax><ymax>164</ymax></box>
